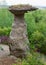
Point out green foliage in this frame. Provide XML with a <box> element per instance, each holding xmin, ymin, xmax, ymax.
<box><xmin>0</xmin><ymin>27</ymin><xmax>11</xmax><ymax>36</ymax></box>
<box><xmin>0</xmin><ymin>8</ymin><xmax>13</xmax><ymax>28</ymax></box>
<box><xmin>13</xmin><ymin>64</ymin><xmax>16</xmax><ymax>65</ymax></box>
<box><xmin>40</xmin><ymin>39</ymin><xmax>46</xmax><ymax>54</ymax></box>
<box><xmin>25</xmin><ymin>10</ymin><xmax>46</xmax><ymax>54</ymax></box>
<box><xmin>29</xmin><ymin>31</ymin><xmax>45</xmax><ymax>51</ymax></box>
<box><xmin>22</xmin><ymin>53</ymin><xmax>45</xmax><ymax>65</ymax></box>
<box><xmin>13</xmin><ymin>53</ymin><xmax>46</xmax><ymax>65</ymax></box>
<box><xmin>25</xmin><ymin>10</ymin><xmax>46</xmax><ymax>38</ymax></box>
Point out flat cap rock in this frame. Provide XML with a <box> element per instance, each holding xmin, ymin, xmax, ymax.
<box><xmin>9</xmin><ymin>4</ymin><xmax>38</xmax><ymax>15</ymax></box>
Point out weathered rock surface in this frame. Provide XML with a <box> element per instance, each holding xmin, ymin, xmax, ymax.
<box><xmin>0</xmin><ymin>44</ymin><xmax>10</xmax><ymax>57</ymax></box>
<box><xmin>9</xmin><ymin>15</ymin><xmax>29</xmax><ymax>58</ymax></box>
<box><xmin>9</xmin><ymin>5</ymin><xmax>37</xmax><ymax>58</ymax></box>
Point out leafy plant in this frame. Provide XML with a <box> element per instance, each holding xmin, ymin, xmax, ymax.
<box><xmin>22</xmin><ymin>53</ymin><xmax>45</xmax><ymax>65</ymax></box>
<box><xmin>25</xmin><ymin>10</ymin><xmax>46</xmax><ymax>54</ymax></box>
<box><xmin>0</xmin><ymin>27</ymin><xmax>11</xmax><ymax>36</ymax></box>
<box><xmin>29</xmin><ymin>31</ymin><xmax>45</xmax><ymax>51</ymax></box>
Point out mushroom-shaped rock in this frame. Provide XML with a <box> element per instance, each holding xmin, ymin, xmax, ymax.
<box><xmin>9</xmin><ymin>5</ymin><xmax>37</xmax><ymax>15</ymax></box>
<box><xmin>9</xmin><ymin>5</ymin><xmax>37</xmax><ymax>58</ymax></box>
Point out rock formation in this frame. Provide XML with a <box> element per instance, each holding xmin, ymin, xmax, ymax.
<box><xmin>9</xmin><ymin>4</ymin><xmax>37</xmax><ymax>58</ymax></box>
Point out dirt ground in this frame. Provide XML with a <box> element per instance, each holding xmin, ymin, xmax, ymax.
<box><xmin>0</xmin><ymin>56</ymin><xmax>21</xmax><ymax>65</ymax></box>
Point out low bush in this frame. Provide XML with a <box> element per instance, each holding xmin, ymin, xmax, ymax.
<box><xmin>0</xmin><ymin>27</ymin><xmax>11</xmax><ymax>36</ymax></box>
<box><xmin>22</xmin><ymin>55</ymin><xmax>44</xmax><ymax>65</ymax></box>
<box><xmin>0</xmin><ymin>27</ymin><xmax>11</xmax><ymax>44</ymax></box>
<box><xmin>40</xmin><ymin>39</ymin><xmax>46</xmax><ymax>54</ymax></box>
<box><xmin>25</xmin><ymin>10</ymin><xmax>46</xmax><ymax>54</ymax></box>
<box><xmin>29</xmin><ymin>31</ymin><xmax>45</xmax><ymax>51</ymax></box>
<box><xmin>13</xmin><ymin>53</ymin><xmax>46</xmax><ymax>65</ymax></box>
<box><xmin>22</xmin><ymin>53</ymin><xmax>45</xmax><ymax>65</ymax></box>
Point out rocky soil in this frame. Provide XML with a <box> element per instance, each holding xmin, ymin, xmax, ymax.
<box><xmin>0</xmin><ymin>44</ymin><xmax>21</xmax><ymax>65</ymax></box>
<box><xmin>0</xmin><ymin>56</ymin><xmax>20</xmax><ymax>65</ymax></box>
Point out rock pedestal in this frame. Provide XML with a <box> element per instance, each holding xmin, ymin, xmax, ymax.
<box><xmin>9</xmin><ymin>5</ymin><xmax>37</xmax><ymax>58</ymax></box>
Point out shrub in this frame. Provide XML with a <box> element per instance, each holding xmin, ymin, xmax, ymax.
<box><xmin>0</xmin><ymin>27</ymin><xmax>11</xmax><ymax>44</ymax></box>
<box><xmin>13</xmin><ymin>53</ymin><xmax>45</xmax><ymax>65</ymax></box>
<box><xmin>25</xmin><ymin>10</ymin><xmax>46</xmax><ymax>54</ymax></box>
<box><xmin>22</xmin><ymin>53</ymin><xmax>44</xmax><ymax>65</ymax></box>
<box><xmin>25</xmin><ymin>10</ymin><xmax>46</xmax><ymax>38</ymax></box>
<box><xmin>40</xmin><ymin>39</ymin><xmax>46</xmax><ymax>54</ymax></box>
<box><xmin>29</xmin><ymin>31</ymin><xmax>45</xmax><ymax>51</ymax></box>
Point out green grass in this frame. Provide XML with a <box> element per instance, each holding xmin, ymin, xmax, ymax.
<box><xmin>0</xmin><ymin>8</ymin><xmax>13</xmax><ymax>28</ymax></box>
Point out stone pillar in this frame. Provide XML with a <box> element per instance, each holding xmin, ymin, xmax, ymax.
<box><xmin>9</xmin><ymin>5</ymin><xmax>37</xmax><ymax>58</ymax></box>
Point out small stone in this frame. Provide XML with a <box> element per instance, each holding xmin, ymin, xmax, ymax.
<box><xmin>0</xmin><ymin>44</ymin><xmax>10</xmax><ymax>57</ymax></box>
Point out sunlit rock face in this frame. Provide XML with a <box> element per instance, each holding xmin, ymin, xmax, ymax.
<box><xmin>9</xmin><ymin>5</ymin><xmax>37</xmax><ymax>58</ymax></box>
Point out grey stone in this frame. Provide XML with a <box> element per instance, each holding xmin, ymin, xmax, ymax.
<box><xmin>0</xmin><ymin>44</ymin><xmax>10</xmax><ymax>57</ymax></box>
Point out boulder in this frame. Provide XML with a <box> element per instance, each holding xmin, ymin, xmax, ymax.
<box><xmin>0</xmin><ymin>44</ymin><xmax>10</xmax><ymax>57</ymax></box>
